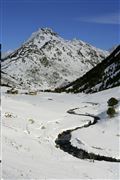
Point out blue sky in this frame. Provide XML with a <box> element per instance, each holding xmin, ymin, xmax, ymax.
<box><xmin>1</xmin><ymin>0</ymin><xmax>120</xmax><ymax>52</ymax></box>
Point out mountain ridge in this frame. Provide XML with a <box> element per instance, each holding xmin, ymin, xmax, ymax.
<box><xmin>1</xmin><ymin>28</ymin><xmax>109</xmax><ymax>90</ymax></box>
<box><xmin>55</xmin><ymin>45</ymin><xmax>120</xmax><ymax>93</ymax></box>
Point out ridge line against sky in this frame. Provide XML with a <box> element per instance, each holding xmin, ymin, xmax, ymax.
<box><xmin>1</xmin><ymin>0</ymin><xmax>120</xmax><ymax>52</ymax></box>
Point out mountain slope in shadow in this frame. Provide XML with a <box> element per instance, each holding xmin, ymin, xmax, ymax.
<box><xmin>55</xmin><ymin>45</ymin><xmax>120</xmax><ymax>93</ymax></box>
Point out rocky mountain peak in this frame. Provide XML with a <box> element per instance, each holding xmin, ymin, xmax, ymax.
<box><xmin>1</xmin><ymin>28</ymin><xmax>109</xmax><ymax>90</ymax></box>
<box><xmin>41</xmin><ymin>27</ymin><xmax>58</xmax><ymax>36</ymax></box>
<box><xmin>25</xmin><ymin>27</ymin><xmax>59</xmax><ymax>44</ymax></box>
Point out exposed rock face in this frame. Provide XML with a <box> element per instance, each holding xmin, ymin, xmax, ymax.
<box><xmin>1</xmin><ymin>28</ymin><xmax>108</xmax><ymax>90</ymax></box>
<box><xmin>57</xmin><ymin>45</ymin><xmax>120</xmax><ymax>93</ymax></box>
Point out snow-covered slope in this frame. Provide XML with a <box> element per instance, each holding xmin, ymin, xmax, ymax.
<box><xmin>1</xmin><ymin>86</ymin><xmax>120</xmax><ymax>179</ymax></box>
<box><xmin>1</xmin><ymin>71</ymin><xmax>19</xmax><ymax>87</ymax></box>
<box><xmin>1</xmin><ymin>28</ymin><xmax>108</xmax><ymax>90</ymax></box>
<box><xmin>58</xmin><ymin>45</ymin><xmax>120</xmax><ymax>93</ymax></box>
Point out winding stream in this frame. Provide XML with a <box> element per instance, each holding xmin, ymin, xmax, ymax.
<box><xmin>55</xmin><ymin>108</ymin><xmax>120</xmax><ymax>162</ymax></box>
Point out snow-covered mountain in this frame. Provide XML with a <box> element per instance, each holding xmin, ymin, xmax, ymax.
<box><xmin>1</xmin><ymin>71</ymin><xmax>19</xmax><ymax>87</ymax></box>
<box><xmin>1</xmin><ymin>28</ymin><xmax>108</xmax><ymax>90</ymax></box>
<box><xmin>58</xmin><ymin>45</ymin><xmax>120</xmax><ymax>93</ymax></box>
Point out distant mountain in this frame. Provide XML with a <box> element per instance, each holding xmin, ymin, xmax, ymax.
<box><xmin>1</xmin><ymin>28</ymin><xmax>108</xmax><ymax>90</ymax></box>
<box><xmin>56</xmin><ymin>45</ymin><xmax>120</xmax><ymax>93</ymax></box>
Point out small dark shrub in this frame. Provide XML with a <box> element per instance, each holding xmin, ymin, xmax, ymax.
<box><xmin>6</xmin><ymin>88</ymin><xmax>18</xmax><ymax>94</ymax></box>
<box><xmin>107</xmin><ymin>97</ymin><xmax>118</xmax><ymax>107</ymax></box>
<box><xmin>107</xmin><ymin>107</ymin><xmax>116</xmax><ymax>117</ymax></box>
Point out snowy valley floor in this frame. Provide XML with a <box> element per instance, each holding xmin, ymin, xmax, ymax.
<box><xmin>1</xmin><ymin>86</ymin><xmax>120</xmax><ymax>179</ymax></box>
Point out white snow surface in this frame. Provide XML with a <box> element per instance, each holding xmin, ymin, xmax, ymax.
<box><xmin>1</xmin><ymin>28</ymin><xmax>109</xmax><ymax>90</ymax></box>
<box><xmin>1</xmin><ymin>86</ymin><xmax>120</xmax><ymax>179</ymax></box>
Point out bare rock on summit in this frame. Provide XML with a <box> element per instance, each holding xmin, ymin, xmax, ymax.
<box><xmin>1</xmin><ymin>28</ymin><xmax>109</xmax><ymax>90</ymax></box>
